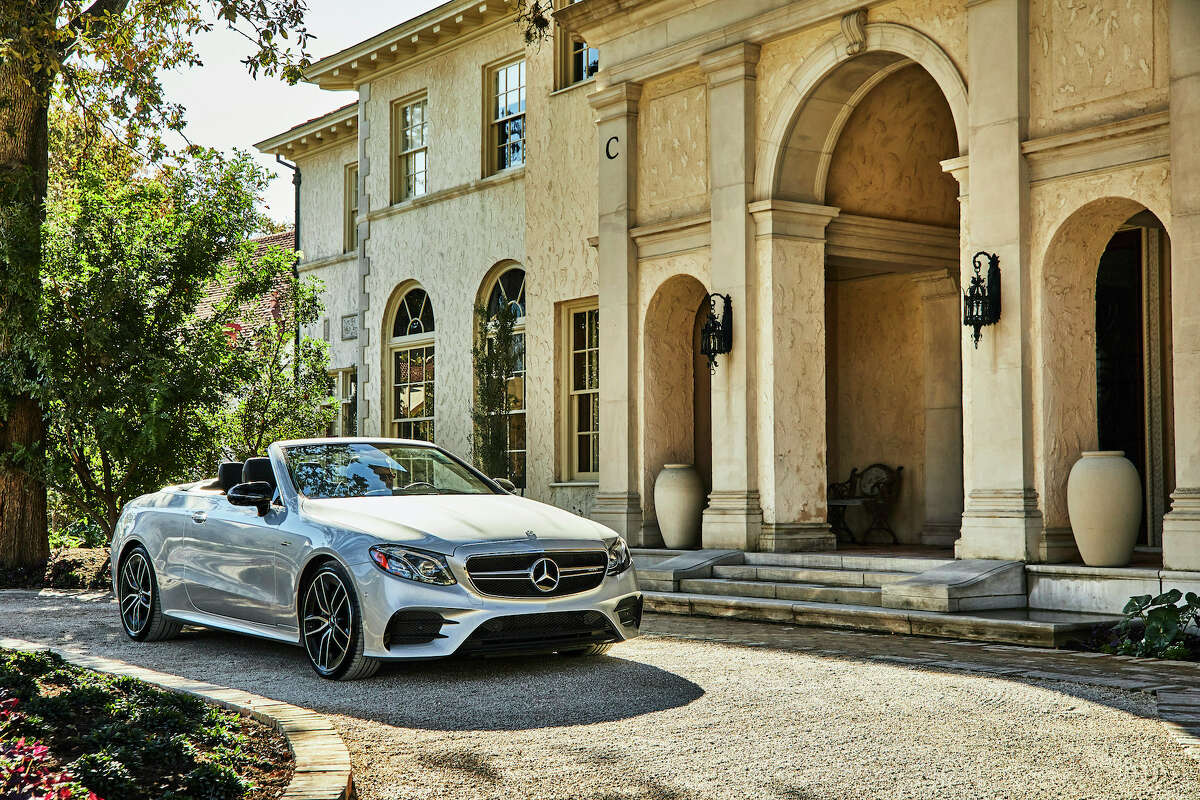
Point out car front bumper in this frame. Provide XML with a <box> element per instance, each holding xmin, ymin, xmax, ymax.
<box><xmin>349</xmin><ymin>560</ymin><xmax>642</xmax><ymax>660</ymax></box>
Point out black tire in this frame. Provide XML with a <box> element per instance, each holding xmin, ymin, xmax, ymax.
<box><xmin>117</xmin><ymin>545</ymin><xmax>182</xmax><ymax>642</ymax></box>
<box><xmin>300</xmin><ymin>561</ymin><xmax>379</xmax><ymax>681</ymax></box>
<box><xmin>559</xmin><ymin>642</ymin><xmax>614</xmax><ymax>657</ymax></box>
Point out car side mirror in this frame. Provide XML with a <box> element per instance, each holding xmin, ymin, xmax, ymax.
<box><xmin>228</xmin><ymin>481</ymin><xmax>273</xmax><ymax>516</ymax></box>
<box><xmin>493</xmin><ymin>478</ymin><xmax>517</xmax><ymax>494</ymax></box>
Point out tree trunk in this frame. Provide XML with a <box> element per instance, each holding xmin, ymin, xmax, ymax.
<box><xmin>0</xmin><ymin>3</ymin><xmax>55</xmax><ymax>569</ymax></box>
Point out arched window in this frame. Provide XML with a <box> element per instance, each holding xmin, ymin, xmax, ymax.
<box><xmin>484</xmin><ymin>267</ymin><xmax>526</xmax><ymax>488</ymax></box>
<box><xmin>388</xmin><ymin>286</ymin><xmax>435</xmax><ymax>445</ymax></box>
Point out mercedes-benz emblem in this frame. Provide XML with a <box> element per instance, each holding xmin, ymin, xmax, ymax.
<box><xmin>529</xmin><ymin>557</ymin><xmax>560</xmax><ymax>592</ymax></box>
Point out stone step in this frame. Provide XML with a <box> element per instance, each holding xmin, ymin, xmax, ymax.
<box><xmin>679</xmin><ymin>578</ymin><xmax>881</xmax><ymax>605</ymax></box>
<box><xmin>711</xmin><ymin>564</ymin><xmax>913</xmax><ymax>587</ymax></box>
<box><xmin>643</xmin><ymin>591</ymin><xmax>1120</xmax><ymax>648</ymax></box>
<box><xmin>743</xmin><ymin>552</ymin><xmax>956</xmax><ymax>574</ymax></box>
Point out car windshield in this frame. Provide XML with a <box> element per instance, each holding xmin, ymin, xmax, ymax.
<box><xmin>282</xmin><ymin>442</ymin><xmax>495</xmax><ymax>499</ymax></box>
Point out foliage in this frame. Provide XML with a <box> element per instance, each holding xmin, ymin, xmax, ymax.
<box><xmin>470</xmin><ymin>302</ymin><xmax>522</xmax><ymax>483</ymax></box>
<box><xmin>0</xmin><ymin>0</ymin><xmax>311</xmax><ymax>569</ymax></box>
<box><xmin>514</xmin><ymin>0</ymin><xmax>553</xmax><ymax>45</ymax></box>
<box><xmin>0</xmin><ymin>648</ymin><xmax>279</xmax><ymax>800</ymax></box>
<box><xmin>208</xmin><ymin>276</ymin><xmax>335</xmax><ymax>464</ymax></box>
<box><xmin>28</xmin><ymin>143</ymin><xmax>293</xmax><ymax>532</ymax></box>
<box><xmin>0</xmin><ymin>732</ymin><xmax>100</xmax><ymax>800</ymax></box>
<box><xmin>1106</xmin><ymin>589</ymin><xmax>1200</xmax><ymax>659</ymax></box>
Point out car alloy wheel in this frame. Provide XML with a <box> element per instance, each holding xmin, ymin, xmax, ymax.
<box><xmin>119</xmin><ymin>552</ymin><xmax>153</xmax><ymax>637</ymax></box>
<box><xmin>302</xmin><ymin>570</ymin><xmax>354</xmax><ymax>676</ymax></box>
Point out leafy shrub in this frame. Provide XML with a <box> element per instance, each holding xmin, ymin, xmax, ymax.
<box><xmin>0</xmin><ymin>648</ymin><xmax>271</xmax><ymax>800</ymax></box>
<box><xmin>1108</xmin><ymin>589</ymin><xmax>1200</xmax><ymax>659</ymax></box>
<box><xmin>0</xmin><ymin>736</ymin><xmax>99</xmax><ymax>800</ymax></box>
<box><xmin>48</xmin><ymin>519</ymin><xmax>110</xmax><ymax>550</ymax></box>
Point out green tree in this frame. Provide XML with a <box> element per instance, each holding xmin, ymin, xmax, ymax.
<box><xmin>212</xmin><ymin>275</ymin><xmax>335</xmax><ymax>463</ymax></box>
<box><xmin>470</xmin><ymin>301</ymin><xmax>522</xmax><ymax>484</ymax></box>
<box><xmin>33</xmin><ymin>145</ymin><xmax>290</xmax><ymax>532</ymax></box>
<box><xmin>0</xmin><ymin>0</ymin><xmax>310</xmax><ymax>567</ymax></box>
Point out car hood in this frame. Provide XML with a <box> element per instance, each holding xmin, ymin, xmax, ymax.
<box><xmin>299</xmin><ymin>494</ymin><xmax>614</xmax><ymax>553</ymax></box>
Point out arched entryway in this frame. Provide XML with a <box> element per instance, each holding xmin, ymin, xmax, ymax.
<box><xmin>641</xmin><ymin>274</ymin><xmax>712</xmax><ymax>545</ymax></box>
<box><xmin>1040</xmin><ymin>199</ymin><xmax>1175</xmax><ymax>553</ymax></box>
<box><xmin>768</xmin><ymin>44</ymin><xmax>965</xmax><ymax>547</ymax></box>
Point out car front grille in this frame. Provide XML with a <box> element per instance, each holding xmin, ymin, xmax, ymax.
<box><xmin>465</xmin><ymin>550</ymin><xmax>608</xmax><ymax>598</ymax></box>
<box><xmin>456</xmin><ymin>610</ymin><xmax>618</xmax><ymax>656</ymax></box>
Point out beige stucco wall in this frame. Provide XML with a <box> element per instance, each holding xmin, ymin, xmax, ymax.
<box><xmin>298</xmin><ymin>139</ymin><xmax>356</xmax><ymax>264</ymax></box>
<box><xmin>825</xmin><ymin>64</ymin><xmax>959</xmax><ymax>227</ymax></box>
<box><xmin>1028</xmin><ymin>0</ymin><xmax>1168</xmax><ymax>139</ymax></box>
<box><xmin>523</xmin><ymin>38</ymin><xmax>601</xmax><ymax>510</ymax></box>
<box><xmin>636</xmin><ymin>67</ymin><xmax>709</xmax><ymax>227</ymax></box>
<box><xmin>827</xmin><ymin>273</ymin><xmax>927</xmax><ymax>542</ymax></box>
<box><xmin>1030</xmin><ymin>159</ymin><xmax>1171</xmax><ymax>532</ymax></box>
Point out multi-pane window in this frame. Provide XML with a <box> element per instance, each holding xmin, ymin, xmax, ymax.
<box><xmin>486</xmin><ymin>269</ymin><xmax>527</xmax><ymax>488</ymax></box>
<box><xmin>568</xmin><ymin>306</ymin><xmax>599</xmax><ymax>478</ymax></box>
<box><xmin>326</xmin><ymin>368</ymin><xmax>358</xmax><ymax>437</ymax></box>
<box><xmin>490</xmin><ymin>59</ymin><xmax>526</xmax><ymax>172</ymax></box>
<box><xmin>394</xmin><ymin>97</ymin><xmax>428</xmax><ymax>202</ymax></box>
<box><xmin>343</xmin><ymin>163</ymin><xmax>358</xmax><ymax>252</ymax></box>
<box><xmin>389</xmin><ymin>288</ymin><xmax>436</xmax><ymax>443</ymax></box>
<box><xmin>570</xmin><ymin>38</ymin><xmax>599</xmax><ymax>84</ymax></box>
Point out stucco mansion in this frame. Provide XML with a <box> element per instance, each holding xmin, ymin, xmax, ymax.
<box><xmin>256</xmin><ymin>0</ymin><xmax>1200</xmax><ymax>626</ymax></box>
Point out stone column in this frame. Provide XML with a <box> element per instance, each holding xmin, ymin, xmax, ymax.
<box><xmin>588</xmin><ymin>82</ymin><xmax>644</xmax><ymax>542</ymax></box>
<box><xmin>956</xmin><ymin>0</ymin><xmax>1043</xmax><ymax>562</ymax></box>
<box><xmin>697</xmin><ymin>43</ymin><xmax>763</xmax><ymax>551</ymax></box>
<box><xmin>751</xmin><ymin>201</ymin><xmax>839</xmax><ymax>552</ymax></box>
<box><xmin>1163</xmin><ymin>0</ymin><xmax>1200</xmax><ymax>570</ymax></box>
<box><xmin>915</xmin><ymin>271</ymin><xmax>964</xmax><ymax>547</ymax></box>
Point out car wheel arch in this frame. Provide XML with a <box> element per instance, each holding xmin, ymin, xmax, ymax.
<box><xmin>295</xmin><ymin>553</ymin><xmax>357</xmax><ymax>617</ymax></box>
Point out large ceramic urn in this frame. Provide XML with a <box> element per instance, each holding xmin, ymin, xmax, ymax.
<box><xmin>654</xmin><ymin>464</ymin><xmax>704</xmax><ymax>549</ymax></box>
<box><xmin>1067</xmin><ymin>451</ymin><xmax>1142</xmax><ymax>567</ymax></box>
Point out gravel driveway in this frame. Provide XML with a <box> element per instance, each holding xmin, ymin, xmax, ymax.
<box><xmin>2</xmin><ymin>589</ymin><xmax>1197</xmax><ymax>800</ymax></box>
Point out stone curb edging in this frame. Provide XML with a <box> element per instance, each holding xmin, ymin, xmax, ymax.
<box><xmin>0</xmin><ymin>637</ymin><xmax>352</xmax><ymax>800</ymax></box>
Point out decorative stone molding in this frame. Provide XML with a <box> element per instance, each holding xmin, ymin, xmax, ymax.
<box><xmin>702</xmin><ymin>490</ymin><xmax>764</xmax><ymax>551</ymax></box>
<box><xmin>747</xmin><ymin>200</ymin><xmax>839</xmax><ymax>240</ymax></box>
<box><xmin>755</xmin><ymin>22</ymin><xmax>969</xmax><ymax>202</ymax></box>
<box><xmin>630</xmin><ymin>212</ymin><xmax>711</xmax><ymax>259</ymax></box>
<box><xmin>841</xmin><ymin>9</ymin><xmax>868</xmax><ymax>55</ymax></box>
<box><xmin>255</xmin><ymin>103</ymin><xmax>358</xmax><ymax>159</ymax></box>
<box><xmin>825</xmin><ymin>214</ymin><xmax>959</xmax><ymax>274</ymax></box>
<box><xmin>588</xmin><ymin>81</ymin><xmax>644</xmax><ymax>121</ymax></box>
<box><xmin>593</xmin><ymin>491</ymin><xmax>645</xmax><ymax>542</ymax></box>
<box><xmin>0</xmin><ymin>638</ymin><xmax>354</xmax><ymax>800</ymax></box>
<box><xmin>1021</xmin><ymin>112</ymin><xmax>1169</xmax><ymax>185</ymax></box>
<box><xmin>698</xmin><ymin>41</ymin><xmax>760</xmax><ymax>89</ymax></box>
<box><xmin>759</xmin><ymin>522</ymin><xmax>837</xmax><ymax>553</ymax></box>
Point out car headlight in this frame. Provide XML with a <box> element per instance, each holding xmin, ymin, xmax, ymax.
<box><xmin>369</xmin><ymin>545</ymin><xmax>456</xmax><ymax>586</ymax></box>
<box><xmin>606</xmin><ymin>537</ymin><xmax>632</xmax><ymax>575</ymax></box>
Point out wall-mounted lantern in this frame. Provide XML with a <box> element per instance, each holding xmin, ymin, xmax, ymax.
<box><xmin>963</xmin><ymin>251</ymin><xmax>1001</xmax><ymax>348</ymax></box>
<box><xmin>700</xmin><ymin>292</ymin><xmax>733</xmax><ymax>372</ymax></box>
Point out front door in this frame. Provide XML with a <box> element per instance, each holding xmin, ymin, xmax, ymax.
<box><xmin>182</xmin><ymin>497</ymin><xmax>283</xmax><ymax>626</ymax></box>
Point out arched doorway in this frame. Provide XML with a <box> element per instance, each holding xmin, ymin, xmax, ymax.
<box><xmin>773</xmin><ymin>56</ymin><xmax>964</xmax><ymax>546</ymax></box>
<box><xmin>642</xmin><ymin>275</ymin><xmax>711</xmax><ymax>545</ymax></box>
<box><xmin>1041</xmin><ymin>201</ymin><xmax>1174</xmax><ymax>551</ymax></box>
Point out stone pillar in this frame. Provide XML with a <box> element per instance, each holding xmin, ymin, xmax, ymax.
<box><xmin>751</xmin><ymin>201</ymin><xmax>840</xmax><ymax>552</ymax></box>
<box><xmin>588</xmin><ymin>82</ymin><xmax>644</xmax><ymax>542</ymax></box>
<box><xmin>956</xmin><ymin>0</ymin><xmax>1043</xmax><ymax>562</ymax></box>
<box><xmin>698</xmin><ymin>42</ymin><xmax>762</xmax><ymax>551</ymax></box>
<box><xmin>1163</xmin><ymin>0</ymin><xmax>1200</xmax><ymax>570</ymax></box>
<box><xmin>915</xmin><ymin>271</ymin><xmax>964</xmax><ymax>547</ymax></box>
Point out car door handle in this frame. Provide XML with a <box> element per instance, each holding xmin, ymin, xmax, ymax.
<box><xmin>279</xmin><ymin>540</ymin><xmax>291</xmax><ymax>547</ymax></box>
<box><xmin>191</xmin><ymin>511</ymin><xmax>207</xmax><ymax>524</ymax></box>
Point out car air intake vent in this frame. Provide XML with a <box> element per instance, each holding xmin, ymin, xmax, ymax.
<box><xmin>457</xmin><ymin>610</ymin><xmax>617</xmax><ymax>656</ymax></box>
<box><xmin>384</xmin><ymin>609</ymin><xmax>451</xmax><ymax>649</ymax></box>
<box><xmin>466</xmin><ymin>550</ymin><xmax>607</xmax><ymax>598</ymax></box>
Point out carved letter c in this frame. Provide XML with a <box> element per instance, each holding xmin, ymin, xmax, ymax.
<box><xmin>606</xmin><ymin>136</ymin><xmax>620</xmax><ymax>159</ymax></box>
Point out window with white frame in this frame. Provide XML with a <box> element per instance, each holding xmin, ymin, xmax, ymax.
<box><xmin>565</xmin><ymin>303</ymin><xmax>599</xmax><ymax>479</ymax></box>
<box><xmin>393</xmin><ymin>96</ymin><xmax>428</xmax><ymax>202</ymax></box>
<box><xmin>489</xmin><ymin>59</ymin><xmax>526</xmax><ymax>173</ymax></box>
<box><xmin>485</xmin><ymin>268</ymin><xmax>526</xmax><ymax>488</ymax></box>
<box><xmin>388</xmin><ymin>287</ymin><xmax>436</xmax><ymax>444</ymax></box>
<box><xmin>569</xmin><ymin>38</ymin><xmax>600</xmax><ymax>84</ymax></box>
<box><xmin>326</xmin><ymin>367</ymin><xmax>358</xmax><ymax>436</ymax></box>
<box><xmin>344</xmin><ymin>163</ymin><xmax>358</xmax><ymax>252</ymax></box>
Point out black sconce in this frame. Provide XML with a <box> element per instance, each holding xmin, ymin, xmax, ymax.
<box><xmin>700</xmin><ymin>292</ymin><xmax>733</xmax><ymax>372</ymax></box>
<box><xmin>963</xmin><ymin>251</ymin><xmax>1001</xmax><ymax>348</ymax></box>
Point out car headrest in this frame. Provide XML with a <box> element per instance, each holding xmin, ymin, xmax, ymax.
<box><xmin>242</xmin><ymin>457</ymin><xmax>276</xmax><ymax>489</ymax></box>
<box><xmin>218</xmin><ymin>461</ymin><xmax>244</xmax><ymax>492</ymax></box>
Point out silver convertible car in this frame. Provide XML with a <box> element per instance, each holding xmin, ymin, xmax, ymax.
<box><xmin>111</xmin><ymin>438</ymin><xmax>641</xmax><ymax>680</ymax></box>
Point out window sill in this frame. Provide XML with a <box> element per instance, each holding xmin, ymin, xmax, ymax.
<box><xmin>549</xmin><ymin>480</ymin><xmax>599</xmax><ymax>488</ymax></box>
<box><xmin>550</xmin><ymin>77</ymin><xmax>596</xmax><ymax>97</ymax></box>
<box><xmin>369</xmin><ymin>168</ymin><xmax>524</xmax><ymax>223</ymax></box>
